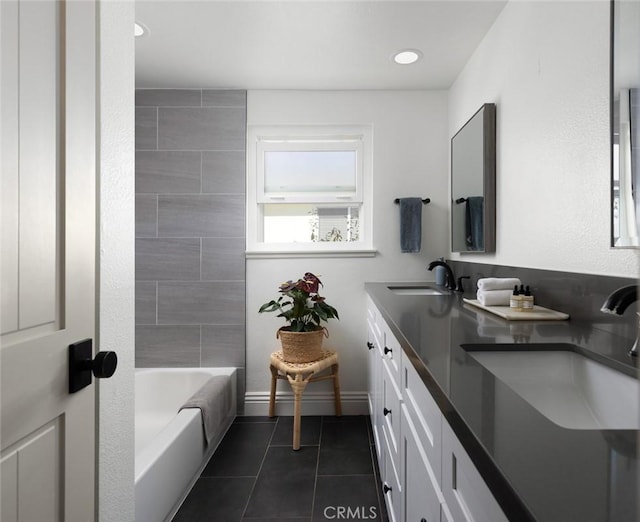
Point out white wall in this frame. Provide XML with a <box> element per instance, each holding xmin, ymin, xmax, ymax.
<box><xmin>449</xmin><ymin>0</ymin><xmax>639</xmax><ymax>278</ymax></box>
<box><xmin>98</xmin><ymin>1</ymin><xmax>135</xmax><ymax>520</ymax></box>
<box><xmin>246</xmin><ymin>90</ymin><xmax>448</xmax><ymax>412</ymax></box>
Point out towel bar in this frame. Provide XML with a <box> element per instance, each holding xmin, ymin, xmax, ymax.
<box><xmin>394</xmin><ymin>198</ymin><xmax>430</xmax><ymax>204</ymax></box>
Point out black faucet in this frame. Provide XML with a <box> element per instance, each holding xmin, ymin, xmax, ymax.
<box><xmin>600</xmin><ymin>285</ymin><xmax>638</xmax><ymax>357</ymax></box>
<box><xmin>427</xmin><ymin>259</ymin><xmax>455</xmax><ymax>291</ymax></box>
<box><xmin>455</xmin><ymin>276</ymin><xmax>471</xmax><ymax>293</ymax></box>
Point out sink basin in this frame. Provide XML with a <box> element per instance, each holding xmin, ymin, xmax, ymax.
<box><xmin>387</xmin><ymin>285</ymin><xmax>444</xmax><ymax>296</ymax></box>
<box><xmin>466</xmin><ymin>349</ymin><xmax>640</xmax><ymax>430</ymax></box>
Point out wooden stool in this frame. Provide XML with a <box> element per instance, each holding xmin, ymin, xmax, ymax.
<box><xmin>268</xmin><ymin>349</ymin><xmax>342</xmax><ymax>450</ymax></box>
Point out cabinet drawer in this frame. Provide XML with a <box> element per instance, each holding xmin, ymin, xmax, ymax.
<box><xmin>402</xmin><ymin>354</ymin><xmax>442</xmax><ymax>487</ymax></box>
<box><xmin>442</xmin><ymin>421</ymin><xmax>508</xmax><ymax>522</ymax></box>
<box><xmin>366</xmin><ymin>297</ymin><xmax>401</xmax><ymax>383</ymax></box>
<box><xmin>380</xmin><ymin>320</ymin><xmax>402</xmax><ymax>383</ymax></box>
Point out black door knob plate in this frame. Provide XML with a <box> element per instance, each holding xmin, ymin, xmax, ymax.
<box><xmin>69</xmin><ymin>339</ymin><xmax>118</xmax><ymax>393</ymax></box>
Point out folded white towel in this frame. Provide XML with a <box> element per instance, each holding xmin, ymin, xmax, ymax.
<box><xmin>477</xmin><ymin>289</ymin><xmax>513</xmax><ymax>306</ymax></box>
<box><xmin>477</xmin><ymin>277</ymin><xmax>521</xmax><ymax>291</ymax></box>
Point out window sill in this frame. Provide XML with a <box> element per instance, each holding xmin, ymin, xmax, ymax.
<box><xmin>245</xmin><ymin>249</ymin><xmax>378</xmax><ymax>259</ymax></box>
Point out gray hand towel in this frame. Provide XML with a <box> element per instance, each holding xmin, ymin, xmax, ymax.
<box><xmin>465</xmin><ymin>196</ymin><xmax>484</xmax><ymax>251</ymax></box>
<box><xmin>399</xmin><ymin>197</ymin><xmax>423</xmax><ymax>253</ymax></box>
<box><xmin>180</xmin><ymin>375</ymin><xmax>232</xmax><ymax>446</ymax></box>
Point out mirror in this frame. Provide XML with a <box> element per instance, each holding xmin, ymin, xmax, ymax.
<box><xmin>451</xmin><ymin>103</ymin><xmax>496</xmax><ymax>253</ymax></box>
<box><xmin>611</xmin><ymin>0</ymin><xmax>640</xmax><ymax>247</ymax></box>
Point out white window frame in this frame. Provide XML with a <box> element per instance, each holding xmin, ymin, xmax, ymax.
<box><xmin>247</xmin><ymin>125</ymin><xmax>374</xmax><ymax>257</ymax></box>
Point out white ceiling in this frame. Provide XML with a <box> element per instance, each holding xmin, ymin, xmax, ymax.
<box><xmin>135</xmin><ymin>0</ymin><xmax>507</xmax><ymax>90</ymax></box>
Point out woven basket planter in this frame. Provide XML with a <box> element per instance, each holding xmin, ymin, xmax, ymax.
<box><xmin>276</xmin><ymin>326</ymin><xmax>329</xmax><ymax>363</ymax></box>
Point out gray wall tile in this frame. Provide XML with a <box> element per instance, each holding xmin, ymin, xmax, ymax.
<box><xmin>136</xmin><ymin>89</ymin><xmax>201</xmax><ymax>107</ymax></box>
<box><xmin>158</xmin><ymin>195</ymin><xmax>245</xmax><ymax>238</ymax></box>
<box><xmin>201</xmin><ymin>325</ymin><xmax>246</xmax><ymax>367</ymax></box>
<box><xmin>136</xmin><ymin>238</ymin><xmax>201</xmax><ymax>281</ymax></box>
<box><xmin>136</xmin><ymin>282</ymin><xmax>156</xmax><ymax>325</ymax></box>
<box><xmin>158</xmin><ymin>282</ymin><xmax>245</xmax><ymax>324</ymax></box>
<box><xmin>136</xmin><ymin>194</ymin><xmax>157</xmax><ymax>238</ymax></box>
<box><xmin>158</xmin><ymin>108</ymin><xmax>246</xmax><ymax>151</ymax></box>
<box><xmin>202</xmin><ymin>151</ymin><xmax>245</xmax><ymax>194</ymax></box>
<box><xmin>202</xmin><ymin>90</ymin><xmax>246</xmax><ymax>108</ymax></box>
<box><xmin>135</xmin><ymin>89</ymin><xmax>247</xmax><ymax>375</ymax></box>
<box><xmin>136</xmin><ymin>151</ymin><xmax>201</xmax><ymax>194</ymax></box>
<box><xmin>135</xmin><ymin>107</ymin><xmax>157</xmax><ymax>150</ymax></box>
<box><xmin>135</xmin><ymin>325</ymin><xmax>201</xmax><ymax>367</ymax></box>
<box><xmin>202</xmin><ymin>238</ymin><xmax>245</xmax><ymax>281</ymax></box>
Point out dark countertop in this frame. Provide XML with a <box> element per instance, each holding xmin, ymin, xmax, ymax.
<box><xmin>365</xmin><ymin>282</ymin><xmax>639</xmax><ymax>522</ymax></box>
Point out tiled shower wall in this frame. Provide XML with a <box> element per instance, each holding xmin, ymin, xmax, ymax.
<box><xmin>134</xmin><ymin>89</ymin><xmax>246</xmax><ymax>402</ymax></box>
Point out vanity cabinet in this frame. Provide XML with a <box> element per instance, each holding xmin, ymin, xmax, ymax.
<box><xmin>367</xmin><ymin>297</ymin><xmax>403</xmax><ymax>522</ymax></box>
<box><xmin>366</xmin><ymin>297</ymin><xmax>507</xmax><ymax>522</ymax></box>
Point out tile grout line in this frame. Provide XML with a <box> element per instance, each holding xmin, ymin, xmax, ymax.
<box><xmin>309</xmin><ymin>415</ymin><xmax>326</xmax><ymax>522</ymax></box>
<box><xmin>238</xmin><ymin>417</ymin><xmax>279</xmax><ymax>520</ymax></box>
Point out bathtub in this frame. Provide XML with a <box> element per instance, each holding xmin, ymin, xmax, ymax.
<box><xmin>135</xmin><ymin>367</ymin><xmax>237</xmax><ymax>522</ymax></box>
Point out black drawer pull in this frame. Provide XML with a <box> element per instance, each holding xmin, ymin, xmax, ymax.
<box><xmin>367</xmin><ymin>341</ymin><xmax>375</xmax><ymax>350</ymax></box>
<box><xmin>383</xmin><ymin>484</ymin><xmax>392</xmax><ymax>494</ymax></box>
<box><xmin>383</xmin><ymin>407</ymin><xmax>391</xmax><ymax>416</ymax></box>
<box><xmin>384</xmin><ymin>346</ymin><xmax>392</xmax><ymax>355</ymax></box>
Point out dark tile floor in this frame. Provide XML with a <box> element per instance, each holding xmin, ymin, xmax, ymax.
<box><xmin>173</xmin><ymin>415</ymin><xmax>389</xmax><ymax>521</ymax></box>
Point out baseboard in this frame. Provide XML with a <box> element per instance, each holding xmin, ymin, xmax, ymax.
<box><xmin>243</xmin><ymin>391</ymin><xmax>369</xmax><ymax>416</ymax></box>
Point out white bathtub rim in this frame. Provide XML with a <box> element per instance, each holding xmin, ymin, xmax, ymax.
<box><xmin>134</xmin><ymin>366</ymin><xmax>237</xmax><ymax>482</ymax></box>
<box><xmin>135</xmin><ymin>408</ymin><xmax>200</xmax><ymax>483</ymax></box>
<box><xmin>134</xmin><ymin>366</ymin><xmax>236</xmax><ymax>378</ymax></box>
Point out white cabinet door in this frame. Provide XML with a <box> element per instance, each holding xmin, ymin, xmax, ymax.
<box><xmin>383</xmin><ymin>428</ymin><xmax>402</xmax><ymax>522</ymax></box>
<box><xmin>382</xmin><ymin>358</ymin><xmax>402</xmax><ymax>458</ymax></box>
<box><xmin>442</xmin><ymin>421</ymin><xmax>508</xmax><ymax>522</ymax></box>
<box><xmin>402</xmin><ymin>353</ymin><xmax>443</xmax><ymax>488</ymax></box>
<box><xmin>367</xmin><ymin>321</ymin><xmax>383</xmax><ymax>461</ymax></box>
<box><xmin>1</xmin><ymin>1</ymin><xmax>98</xmax><ymax>520</ymax></box>
<box><xmin>381</xmin><ymin>319</ymin><xmax>402</xmax><ymax>383</ymax></box>
<box><xmin>402</xmin><ymin>403</ymin><xmax>442</xmax><ymax>522</ymax></box>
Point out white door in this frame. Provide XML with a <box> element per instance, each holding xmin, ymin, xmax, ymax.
<box><xmin>1</xmin><ymin>0</ymin><xmax>99</xmax><ymax>520</ymax></box>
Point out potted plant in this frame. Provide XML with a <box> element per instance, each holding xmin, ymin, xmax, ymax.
<box><xmin>259</xmin><ymin>272</ymin><xmax>339</xmax><ymax>363</ymax></box>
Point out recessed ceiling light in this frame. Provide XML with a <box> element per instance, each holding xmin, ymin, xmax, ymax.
<box><xmin>393</xmin><ymin>49</ymin><xmax>422</xmax><ymax>65</ymax></box>
<box><xmin>135</xmin><ymin>22</ymin><xmax>147</xmax><ymax>38</ymax></box>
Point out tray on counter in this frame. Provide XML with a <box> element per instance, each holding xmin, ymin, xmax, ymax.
<box><xmin>462</xmin><ymin>298</ymin><xmax>570</xmax><ymax>321</ymax></box>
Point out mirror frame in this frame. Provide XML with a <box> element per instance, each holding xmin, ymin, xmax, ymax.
<box><xmin>450</xmin><ymin>103</ymin><xmax>496</xmax><ymax>253</ymax></box>
<box><xmin>610</xmin><ymin>0</ymin><xmax>640</xmax><ymax>248</ymax></box>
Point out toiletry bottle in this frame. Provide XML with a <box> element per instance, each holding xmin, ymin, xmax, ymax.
<box><xmin>434</xmin><ymin>257</ymin><xmax>446</xmax><ymax>286</ymax></box>
<box><xmin>522</xmin><ymin>286</ymin><xmax>534</xmax><ymax>311</ymax></box>
<box><xmin>510</xmin><ymin>285</ymin><xmax>522</xmax><ymax>311</ymax></box>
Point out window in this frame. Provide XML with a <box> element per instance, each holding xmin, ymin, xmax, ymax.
<box><xmin>247</xmin><ymin>125</ymin><xmax>373</xmax><ymax>256</ymax></box>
